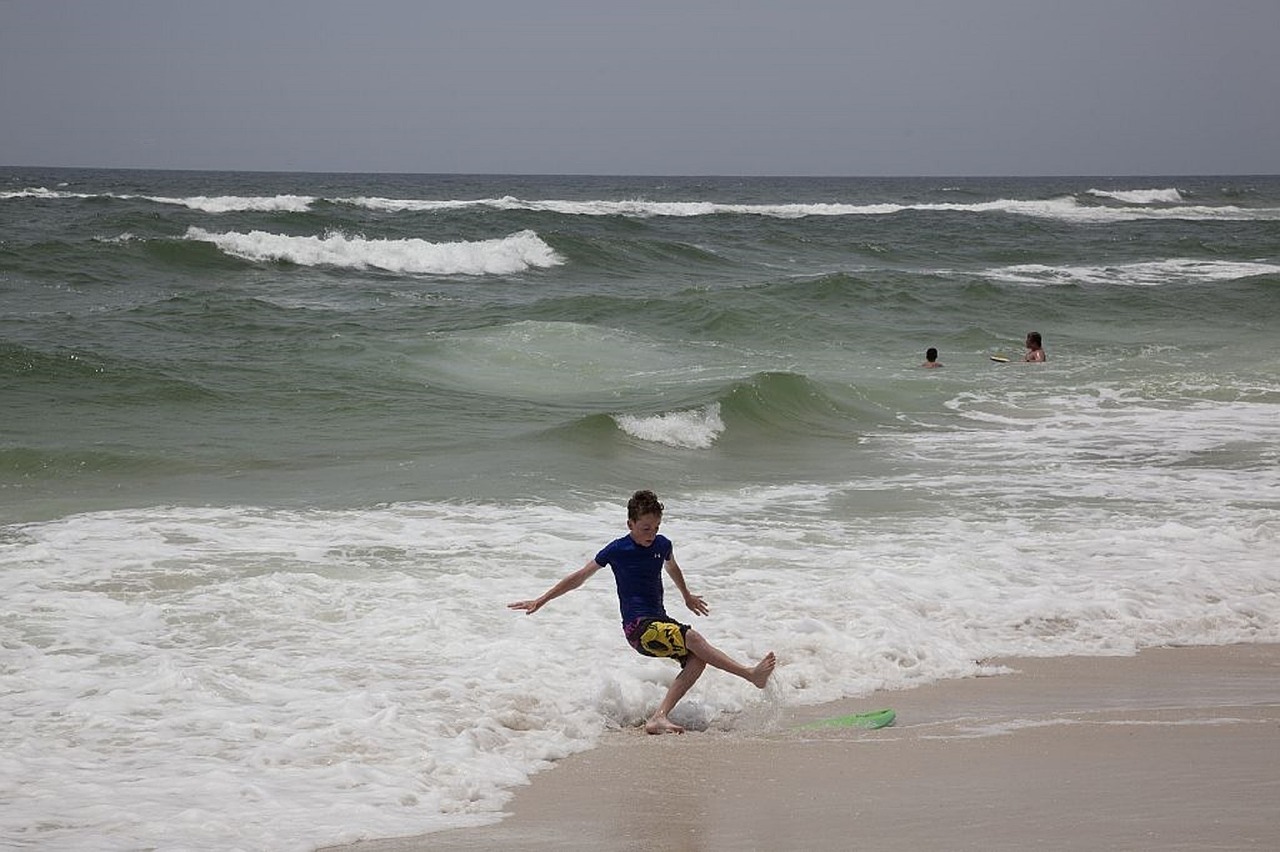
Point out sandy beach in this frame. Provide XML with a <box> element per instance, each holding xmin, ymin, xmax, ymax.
<box><xmin>327</xmin><ymin>644</ymin><xmax>1279</xmax><ymax>852</ymax></box>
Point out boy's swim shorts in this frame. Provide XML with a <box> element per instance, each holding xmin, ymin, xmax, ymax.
<box><xmin>624</xmin><ymin>617</ymin><xmax>692</xmax><ymax>664</ymax></box>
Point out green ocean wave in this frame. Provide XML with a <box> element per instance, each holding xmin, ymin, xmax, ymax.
<box><xmin>1</xmin><ymin>341</ymin><xmax>223</xmax><ymax>404</ymax></box>
<box><xmin>0</xmin><ymin>446</ymin><xmax>203</xmax><ymax>479</ymax></box>
<box><xmin>539</xmin><ymin>371</ymin><xmax>894</xmax><ymax>455</ymax></box>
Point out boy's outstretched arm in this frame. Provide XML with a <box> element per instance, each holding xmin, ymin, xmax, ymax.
<box><xmin>508</xmin><ymin>560</ymin><xmax>602</xmax><ymax>615</ymax></box>
<box><xmin>664</xmin><ymin>553</ymin><xmax>709</xmax><ymax>616</ymax></box>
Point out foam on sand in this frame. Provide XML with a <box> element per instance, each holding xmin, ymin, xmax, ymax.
<box><xmin>341</xmin><ymin>644</ymin><xmax>1280</xmax><ymax>852</ymax></box>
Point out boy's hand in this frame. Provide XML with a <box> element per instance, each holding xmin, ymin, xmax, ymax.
<box><xmin>684</xmin><ymin>593</ymin><xmax>709</xmax><ymax>616</ymax></box>
<box><xmin>508</xmin><ymin>599</ymin><xmax>542</xmax><ymax>615</ymax></box>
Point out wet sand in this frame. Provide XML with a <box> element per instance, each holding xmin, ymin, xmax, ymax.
<box><xmin>326</xmin><ymin>644</ymin><xmax>1280</xmax><ymax>851</ymax></box>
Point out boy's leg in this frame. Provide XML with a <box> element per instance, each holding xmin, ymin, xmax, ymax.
<box><xmin>643</xmin><ymin>628</ymin><xmax>777</xmax><ymax>735</ymax></box>
<box><xmin>645</xmin><ymin>656</ymin><xmax>707</xmax><ymax>735</ymax></box>
<box><xmin>684</xmin><ymin>629</ymin><xmax>776</xmax><ymax>688</ymax></box>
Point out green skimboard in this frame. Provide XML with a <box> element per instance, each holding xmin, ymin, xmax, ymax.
<box><xmin>798</xmin><ymin>708</ymin><xmax>896</xmax><ymax>730</ymax></box>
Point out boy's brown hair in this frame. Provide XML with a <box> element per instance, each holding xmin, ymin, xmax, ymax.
<box><xmin>627</xmin><ymin>489</ymin><xmax>665</xmax><ymax>521</ymax></box>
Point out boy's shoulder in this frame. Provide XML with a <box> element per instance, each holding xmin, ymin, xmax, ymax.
<box><xmin>599</xmin><ymin>533</ymin><xmax>633</xmax><ymax>551</ymax></box>
<box><xmin>602</xmin><ymin>532</ymin><xmax>672</xmax><ymax>549</ymax></box>
<box><xmin>597</xmin><ymin>533</ymin><xmax>672</xmax><ymax>559</ymax></box>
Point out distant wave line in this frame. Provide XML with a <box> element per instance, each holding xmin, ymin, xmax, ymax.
<box><xmin>333</xmin><ymin>194</ymin><xmax>1274</xmax><ymax>223</ymax></box>
<box><xmin>977</xmin><ymin>257</ymin><xmax>1280</xmax><ymax>287</ymax></box>
<box><xmin>6</xmin><ymin>187</ymin><xmax>1280</xmax><ymax>222</ymax></box>
<box><xmin>0</xmin><ymin>187</ymin><xmax>316</xmax><ymax>213</ymax></box>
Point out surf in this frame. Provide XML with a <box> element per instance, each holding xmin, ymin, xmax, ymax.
<box><xmin>182</xmin><ymin>227</ymin><xmax>563</xmax><ymax>275</ymax></box>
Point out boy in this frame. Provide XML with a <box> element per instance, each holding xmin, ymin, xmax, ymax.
<box><xmin>922</xmin><ymin>347</ymin><xmax>943</xmax><ymax>368</ymax></box>
<box><xmin>508</xmin><ymin>489</ymin><xmax>776</xmax><ymax>735</ymax></box>
<box><xmin>1024</xmin><ymin>331</ymin><xmax>1047</xmax><ymax>362</ymax></box>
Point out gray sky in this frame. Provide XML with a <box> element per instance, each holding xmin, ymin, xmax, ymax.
<box><xmin>3</xmin><ymin>0</ymin><xmax>1278</xmax><ymax>175</ymax></box>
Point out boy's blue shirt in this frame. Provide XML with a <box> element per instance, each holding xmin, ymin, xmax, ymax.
<box><xmin>595</xmin><ymin>533</ymin><xmax>673</xmax><ymax>623</ymax></box>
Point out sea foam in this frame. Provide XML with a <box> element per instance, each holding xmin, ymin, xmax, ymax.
<box><xmin>1087</xmin><ymin>187</ymin><xmax>1186</xmax><ymax>204</ymax></box>
<box><xmin>7</xmin><ymin>186</ymin><xmax>1279</xmax><ymax>224</ymax></box>
<box><xmin>4</xmin><ymin>442</ymin><xmax>1276</xmax><ymax>850</ymax></box>
<box><xmin>148</xmin><ymin>194</ymin><xmax>317</xmax><ymax>213</ymax></box>
<box><xmin>183</xmin><ymin>227</ymin><xmax>563</xmax><ymax>275</ymax></box>
<box><xmin>329</xmin><ymin>194</ymin><xmax>1280</xmax><ymax>224</ymax></box>
<box><xmin>614</xmin><ymin>404</ymin><xmax>726</xmax><ymax>449</ymax></box>
<box><xmin>0</xmin><ymin>187</ymin><xmax>96</xmax><ymax>200</ymax></box>
<box><xmin>980</xmin><ymin>258</ymin><xmax>1280</xmax><ymax>287</ymax></box>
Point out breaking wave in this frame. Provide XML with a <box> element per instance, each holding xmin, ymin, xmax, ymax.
<box><xmin>182</xmin><ymin>227</ymin><xmax>563</xmax><ymax>275</ymax></box>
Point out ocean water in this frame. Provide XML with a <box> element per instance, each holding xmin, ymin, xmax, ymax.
<box><xmin>2</xmin><ymin>168</ymin><xmax>1278</xmax><ymax>850</ymax></box>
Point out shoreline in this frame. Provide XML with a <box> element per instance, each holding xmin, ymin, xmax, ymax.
<box><xmin>326</xmin><ymin>644</ymin><xmax>1280</xmax><ymax>851</ymax></box>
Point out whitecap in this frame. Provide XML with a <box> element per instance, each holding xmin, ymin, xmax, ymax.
<box><xmin>614</xmin><ymin>403</ymin><xmax>725</xmax><ymax>449</ymax></box>
<box><xmin>147</xmin><ymin>194</ymin><xmax>317</xmax><ymax>213</ymax></box>
<box><xmin>0</xmin><ymin>186</ymin><xmax>95</xmax><ymax>200</ymax></box>
<box><xmin>981</xmin><ymin>258</ymin><xmax>1280</xmax><ymax>287</ymax></box>
<box><xmin>182</xmin><ymin>227</ymin><xmax>563</xmax><ymax>275</ymax></box>
<box><xmin>1087</xmin><ymin>188</ymin><xmax>1185</xmax><ymax>204</ymax></box>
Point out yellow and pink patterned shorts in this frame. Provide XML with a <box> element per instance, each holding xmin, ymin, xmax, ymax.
<box><xmin>624</xmin><ymin>617</ymin><xmax>692</xmax><ymax>665</ymax></box>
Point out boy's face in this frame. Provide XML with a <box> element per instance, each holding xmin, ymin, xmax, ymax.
<box><xmin>627</xmin><ymin>513</ymin><xmax>662</xmax><ymax>547</ymax></box>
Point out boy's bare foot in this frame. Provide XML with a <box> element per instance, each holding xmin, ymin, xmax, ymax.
<box><xmin>748</xmin><ymin>652</ymin><xmax>777</xmax><ymax>688</ymax></box>
<box><xmin>644</xmin><ymin>714</ymin><xmax>686</xmax><ymax>735</ymax></box>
